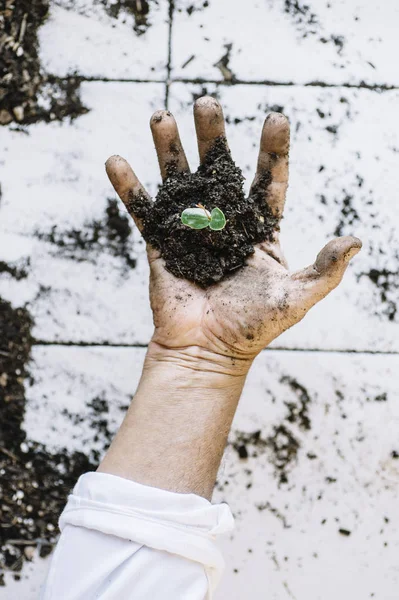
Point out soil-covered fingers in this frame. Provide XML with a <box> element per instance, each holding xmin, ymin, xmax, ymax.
<box><xmin>193</xmin><ymin>96</ymin><xmax>229</xmax><ymax>163</ymax></box>
<box><xmin>105</xmin><ymin>155</ymin><xmax>152</xmax><ymax>232</ymax></box>
<box><xmin>291</xmin><ymin>235</ymin><xmax>362</xmax><ymax>309</ymax></box>
<box><xmin>150</xmin><ymin>110</ymin><xmax>189</xmax><ymax>180</ymax></box>
<box><xmin>250</xmin><ymin>113</ymin><xmax>290</xmax><ymax>219</ymax></box>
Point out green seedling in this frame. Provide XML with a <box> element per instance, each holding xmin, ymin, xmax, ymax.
<box><xmin>181</xmin><ymin>204</ymin><xmax>226</xmax><ymax>231</ymax></box>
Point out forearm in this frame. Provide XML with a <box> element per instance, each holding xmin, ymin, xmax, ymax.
<box><xmin>98</xmin><ymin>341</ymin><xmax>252</xmax><ymax>499</ymax></box>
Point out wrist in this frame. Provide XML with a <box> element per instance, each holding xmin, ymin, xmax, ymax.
<box><xmin>145</xmin><ymin>340</ymin><xmax>253</xmax><ymax>381</ymax></box>
<box><xmin>99</xmin><ymin>341</ymin><xmax>250</xmax><ymax>498</ymax></box>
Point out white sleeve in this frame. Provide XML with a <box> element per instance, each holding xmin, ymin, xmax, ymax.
<box><xmin>40</xmin><ymin>472</ymin><xmax>234</xmax><ymax>600</ymax></box>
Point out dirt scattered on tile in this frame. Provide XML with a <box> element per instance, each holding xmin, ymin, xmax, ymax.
<box><xmin>267</xmin><ymin>424</ymin><xmax>301</xmax><ymax>485</ymax></box>
<box><xmin>60</xmin><ymin>395</ymin><xmax>115</xmax><ymax>463</ymax></box>
<box><xmin>358</xmin><ymin>268</ymin><xmax>398</xmax><ymax>322</ymax></box>
<box><xmin>0</xmin><ymin>261</ymin><xmax>28</xmax><ymax>281</ymax></box>
<box><xmin>230</xmin><ymin>377</ymin><xmax>312</xmax><ymax>485</ymax></box>
<box><xmin>129</xmin><ymin>135</ymin><xmax>277</xmax><ymax>287</ymax></box>
<box><xmin>256</xmin><ymin>501</ymin><xmax>291</xmax><ymax>528</ymax></box>
<box><xmin>283</xmin><ymin>0</ymin><xmax>346</xmax><ymax>55</ymax></box>
<box><xmin>334</xmin><ymin>193</ymin><xmax>360</xmax><ymax>237</ymax></box>
<box><xmin>214</xmin><ymin>43</ymin><xmax>236</xmax><ymax>82</ymax></box>
<box><xmin>0</xmin><ymin>291</ymin><xmax>97</xmax><ymax>579</ymax></box>
<box><xmin>281</xmin><ymin>376</ymin><xmax>311</xmax><ymax>431</ymax></box>
<box><xmin>34</xmin><ymin>199</ymin><xmax>136</xmax><ymax>271</ymax></box>
<box><xmin>191</xmin><ymin>87</ymin><xmax>220</xmax><ymax>104</ymax></box>
<box><xmin>0</xmin><ymin>0</ymin><xmax>88</xmax><ymax>126</ymax></box>
<box><xmin>183</xmin><ymin>1</ymin><xmax>209</xmax><ymax>16</ymax></box>
<box><xmin>100</xmin><ymin>0</ymin><xmax>157</xmax><ymax>35</ymax></box>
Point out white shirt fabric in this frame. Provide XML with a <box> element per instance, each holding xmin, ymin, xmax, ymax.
<box><xmin>40</xmin><ymin>472</ymin><xmax>234</xmax><ymax>599</ymax></box>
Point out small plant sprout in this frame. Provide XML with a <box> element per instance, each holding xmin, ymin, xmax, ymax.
<box><xmin>181</xmin><ymin>203</ymin><xmax>226</xmax><ymax>231</ymax></box>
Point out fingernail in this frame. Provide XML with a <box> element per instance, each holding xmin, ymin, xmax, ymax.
<box><xmin>345</xmin><ymin>244</ymin><xmax>362</xmax><ymax>262</ymax></box>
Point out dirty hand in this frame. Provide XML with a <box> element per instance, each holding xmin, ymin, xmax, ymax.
<box><xmin>105</xmin><ymin>97</ymin><xmax>361</xmax><ymax>373</ymax></box>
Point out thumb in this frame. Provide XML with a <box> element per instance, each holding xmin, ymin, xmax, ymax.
<box><xmin>291</xmin><ymin>235</ymin><xmax>362</xmax><ymax>310</ymax></box>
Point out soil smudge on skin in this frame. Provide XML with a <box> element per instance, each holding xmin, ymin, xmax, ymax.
<box><xmin>0</xmin><ymin>293</ymin><xmax>96</xmax><ymax>578</ymax></box>
<box><xmin>0</xmin><ymin>0</ymin><xmax>88</xmax><ymax>126</ymax></box>
<box><xmin>34</xmin><ymin>199</ymin><xmax>136</xmax><ymax>271</ymax></box>
<box><xmin>129</xmin><ymin>137</ymin><xmax>277</xmax><ymax>287</ymax></box>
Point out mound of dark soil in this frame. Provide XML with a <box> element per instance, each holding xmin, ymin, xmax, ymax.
<box><xmin>130</xmin><ymin>137</ymin><xmax>277</xmax><ymax>287</ymax></box>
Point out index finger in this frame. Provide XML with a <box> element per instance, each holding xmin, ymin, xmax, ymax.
<box><xmin>105</xmin><ymin>155</ymin><xmax>152</xmax><ymax>232</ymax></box>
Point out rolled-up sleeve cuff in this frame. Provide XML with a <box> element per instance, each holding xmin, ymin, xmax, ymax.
<box><xmin>59</xmin><ymin>472</ymin><xmax>235</xmax><ymax>592</ymax></box>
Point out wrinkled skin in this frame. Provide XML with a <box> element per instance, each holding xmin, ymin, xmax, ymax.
<box><xmin>105</xmin><ymin>97</ymin><xmax>361</xmax><ymax>361</ymax></box>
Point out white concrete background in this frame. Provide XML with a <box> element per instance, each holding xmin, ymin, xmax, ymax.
<box><xmin>1</xmin><ymin>0</ymin><xmax>398</xmax><ymax>597</ymax></box>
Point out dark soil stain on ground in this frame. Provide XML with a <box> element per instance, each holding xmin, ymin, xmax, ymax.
<box><xmin>284</xmin><ymin>0</ymin><xmax>345</xmax><ymax>54</ymax></box>
<box><xmin>0</xmin><ymin>0</ymin><xmax>88</xmax><ymax>126</ymax></box>
<box><xmin>358</xmin><ymin>268</ymin><xmax>398</xmax><ymax>322</ymax></box>
<box><xmin>281</xmin><ymin>376</ymin><xmax>311</xmax><ymax>431</ymax></box>
<box><xmin>230</xmin><ymin>377</ymin><xmax>312</xmax><ymax>485</ymax></box>
<box><xmin>0</xmin><ymin>294</ymin><xmax>96</xmax><ymax>578</ymax></box>
<box><xmin>99</xmin><ymin>0</ymin><xmax>157</xmax><ymax>35</ymax></box>
<box><xmin>182</xmin><ymin>1</ymin><xmax>209</xmax><ymax>16</ymax></box>
<box><xmin>129</xmin><ymin>136</ymin><xmax>277</xmax><ymax>287</ymax></box>
<box><xmin>213</xmin><ymin>43</ymin><xmax>236</xmax><ymax>82</ymax></box>
<box><xmin>334</xmin><ymin>193</ymin><xmax>360</xmax><ymax>237</ymax></box>
<box><xmin>0</xmin><ymin>261</ymin><xmax>29</xmax><ymax>281</ymax></box>
<box><xmin>34</xmin><ymin>199</ymin><xmax>136</xmax><ymax>271</ymax></box>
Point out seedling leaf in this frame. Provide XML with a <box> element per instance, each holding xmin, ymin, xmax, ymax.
<box><xmin>181</xmin><ymin>207</ymin><xmax>210</xmax><ymax>229</ymax></box>
<box><xmin>209</xmin><ymin>207</ymin><xmax>226</xmax><ymax>230</ymax></box>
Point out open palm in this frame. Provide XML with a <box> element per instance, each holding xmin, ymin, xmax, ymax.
<box><xmin>106</xmin><ymin>97</ymin><xmax>361</xmax><ymax>361</ymax></box>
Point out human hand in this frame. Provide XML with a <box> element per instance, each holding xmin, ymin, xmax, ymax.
<box><xmin>105</xmin><ymin>97</ymin><xmax>361</xmax><ymax>373</ymax></box>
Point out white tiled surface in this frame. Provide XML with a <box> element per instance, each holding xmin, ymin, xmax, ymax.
<box><xmin>1</xmin><ymin>0</ymin><xmax>399</xmax><ymax>598</ymax></box>
<box><xmin>3</xmin><ymin>347</ymin><xmax>399</xmax><ymax>599</ymax></box>
<box><xmin>39</xmin><ymin>1</ymin><xmax>169</xmax><ymax>79</ymax></box>
<box><xmin>172</xmin><ymin>0</ymin><xmax>399</xmax><ymax>85</ymax></box>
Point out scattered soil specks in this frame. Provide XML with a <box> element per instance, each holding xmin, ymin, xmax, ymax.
<box><xmin>334</xmin><ymin>193</ymin><xmax>360</xmax><ymax>237</ymax></box>
<box><xmin>281</xmin><ymin>376</ymin><xmax>312</xmax><ymax>431</ymax></box>
<box><xmin>58</xmin><ymin>0</ymin><xmax>158</xmax><ymax>36</ymax></box>
<box><xmin>100</xmin><ymin>0</ymin><xmax>156</xmax><ymax>35</ymax></box>
<box><xmin>0</xmin><ymin>261</ymin><xmax>29</xmax><ymax>281</ymax></box>
<box><xmin>34</xmin><ymin>199</ymin><xmax>136</xmax><ymax>271</ymax></box>
<box><xmin>230</xmin><ymin>377</ymin><xmax>313</xmax><ymax>486</ymax></box>
<box><xmin>283</xmin><ymin>0</ymin><xmax>346</xmax><ymax>55</ymax></box>
<box><xmin>358</xmin><ymin>268</ymin><xmax>398</xmax><ymax>322</ymax></box>
<box><xmin>214</xmin><ymin>43</ymin><xmax>236</xmax><ymax>82</ymax></box>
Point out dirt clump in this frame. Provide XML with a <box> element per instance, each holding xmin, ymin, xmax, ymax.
<box><xmin>0</xmin><ymin>0</ymin><xmax>87</xmax><ymax>126</ymax></box>
<box><xmin>129</xmin><ymin>136</ymin><xmax>277</xmax><ymax>287</ymax></box>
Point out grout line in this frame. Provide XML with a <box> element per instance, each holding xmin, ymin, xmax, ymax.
<box><xmin>171</xmin><ymin>78</ymin><xmax>399</xmax><ymax>91</ymax></box>
<box><xmin>31</xmin><ymin>340</ymin><xmax>399</xmax><ymax>356</ymax></box>
<box><xmin>63</xmin><ymin>74</ymin><xmax>399</xmax><ymax>91</ymax></box>
<box><xmin>164</xmin><ymin>0</ymin><xmax>175</xmax><ymax>108</ymax></box>
<box><xmin>68</xmin><ymin>76</ymin><xmax>167</xmax><ymax>84</ymax></box>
